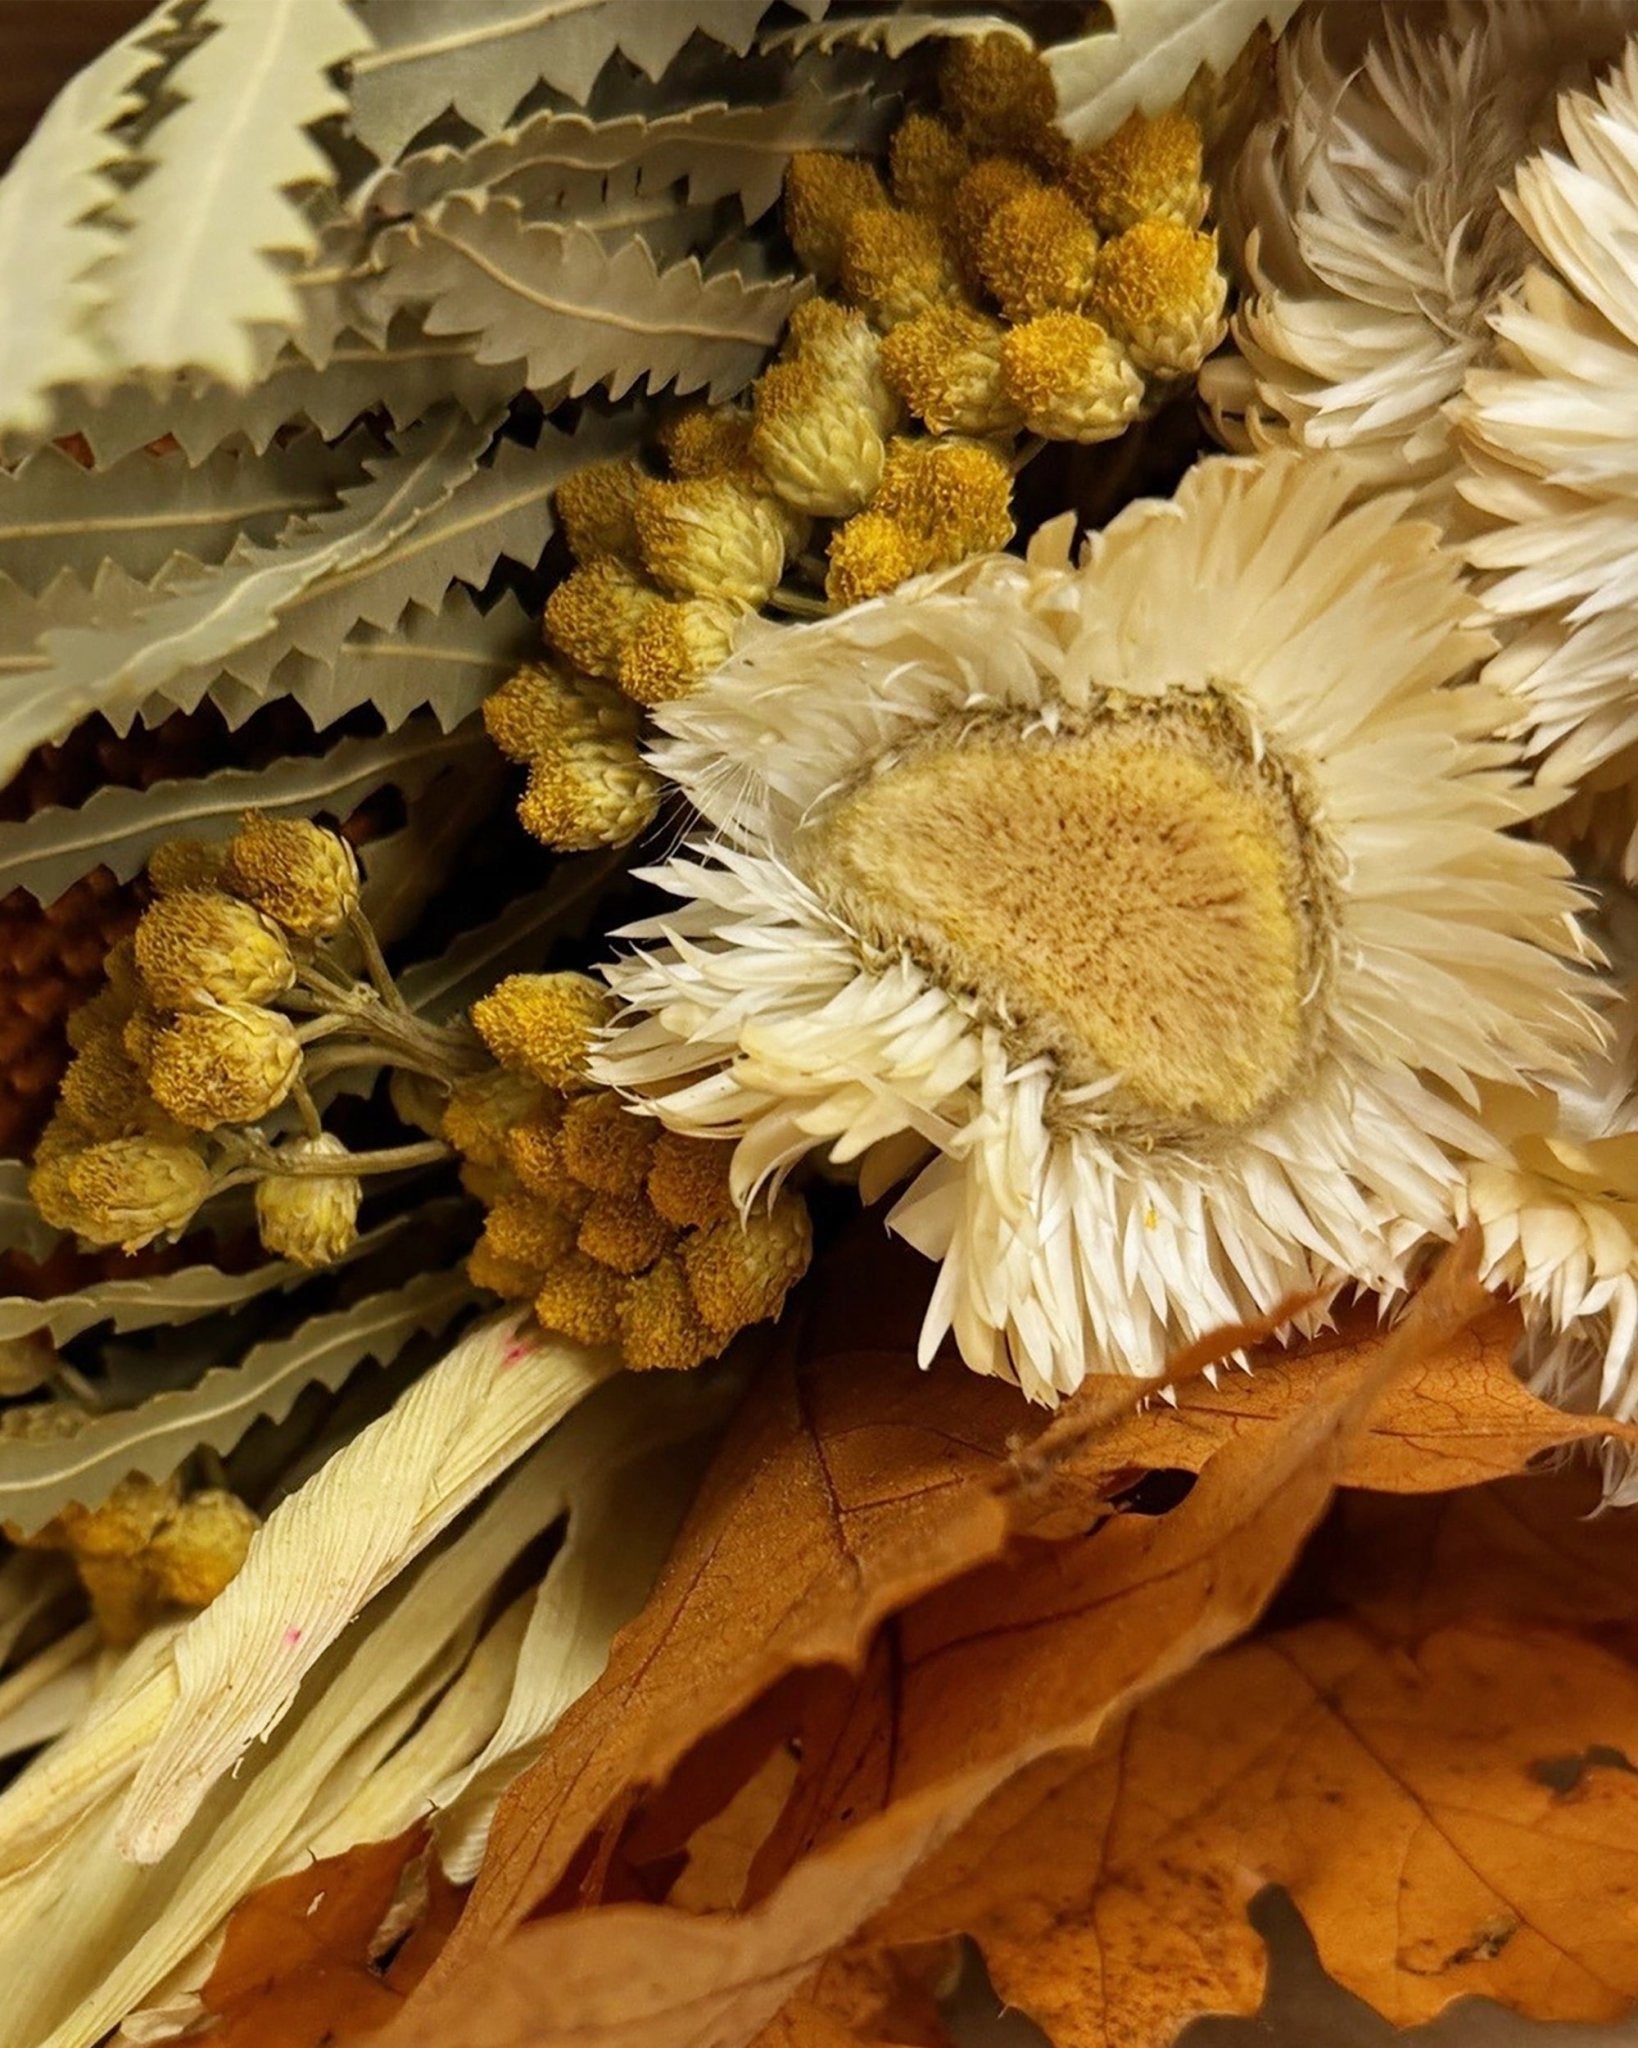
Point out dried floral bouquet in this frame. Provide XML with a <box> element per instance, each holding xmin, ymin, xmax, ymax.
<box><xmin>3</xmin><ymin>3</ymin><xmax>1638</xmax><ymax>2046</ymax></box>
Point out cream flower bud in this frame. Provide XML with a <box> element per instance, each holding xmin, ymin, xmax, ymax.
<box><xmin>978</xmin><ymin>186</ymin><xmax>1101</xmax><ymax>323</ymax></box>
<box><xmin>544</xmin><ymin>558</ymin><xmax>663</xmax><ymax>681</ymax></box>
<box><xmin>471</xmin><ymin>971</ymin><xmax>611</xmax><ymax>1090</ymax></box>
<box><xmin>146</xmin><ymin>1004</ymin><xmax>302</xmax><ymax>1131</ymax></box>
<box><xmin>839</xmin><ymin>207</ymin><xmax>959</xmax><ymax>328</ymax></box>
<box><xmin>146</xmin><ymin>838</ymin><xmax>228</xmax><ymax>896</ymax></box>
<box><xmin>1063</xmin><ymin>109</ymin><xmax>1207</xmax><ymax>235</ymax></box>
<box><xmin>518</xmin><ymin>742</ymin><xmax>661</xmax><ymax>851</ymax></box>
<box><xmin>657</xmin><ymin>405</ymin><xmax>759</xmax><ymax>484</ymax></box>
<box><xmin>750</xmin><ymin>359</ymin><xmax>885</xmax><ymax>518</ymax></box>
<box><xmin>226</xmin><ymin>813</ymin><xmax>360</xmax><ymax>940</ymax></box>
<box><xmin>634</xmin><ymin>478</ymin><xmax>787</xmax><ymax>607</ymax></box>
<box><xmin>998</xmin><ymin>312</ymin><xmax>1145</xmax><ymax>440</ymax></box>
<box><xmin>879</xmin><ymin>305</ymin><xmax>1022</xmax><ymax>436</ymax></box>
<box><xmin>553</xmin><ymin>456</ymin><xmax>645</xmax><ymax>562</ymax></box>
<box><xmin>784</xmin><ymin>152</ymin><xmax>890</xmax><ymax>279</ymax></box>
<box><xmin>134</xmin><ymin>889</ymin><xmax>295</xmax><ymax>1009</ymax></box>
<box><xmin>1085</xmin><ymin>220</ymin><xmax>1228</xmax><ymax>378</ymax></box>
<box><xmin>39</xmin><ymin>1136</ymin><xmax>212</xmax><ymax>1250</ymax></box>
<box><xmin>57</xmin><ymin>1029</ymin><xmax>173</xmax><ymax>1141</ymax></box>
<box><xmin>483</xmin><ymin>662</ymin><xmax>592</xmax><ymax>763</ymax></box>
<box><xmin>682</xmin><ymin>1193</ymin><xmax>813</xmax><ymax>1337</ymax></box>
<box><xmin>619</xmin><ymin>597</ymin><xmax>742</xmax><ymax>708</ymax></box>
<box><xmin>254</xmin><ymin>1133</ymin><xmax>361</xmax><ymax>1268</ymax></box>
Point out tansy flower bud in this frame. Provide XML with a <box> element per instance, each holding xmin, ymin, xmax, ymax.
<box><xmin>505</xmin><ymin>1111</ymin><xmax>592</xmax><ymax>1212</ymax></box>
<box><xmin>750</xmin><ymin>358</ymin><xmax>886</xmax><ymax>518</ymax></box>
<box><xmin>554</xmin><ymin>456</ymin><xmax>645</xmax><ymax>562</ymax></box>
<box><xmin>558</xmin><ymin>1091</ymin><xmax>655</xmax><ymax>1197</ymax></box>
<box><xmin>226</xmin><ymin>813</ymin><xmax>360</xmax><ymax>940</ymax></box>
<box><xmin>146</xmin><ymin>837</ymin><xmax>227</xmax><ymax>896</ymax></box>
<box><xmin>534</xmin><ymin>1253</ymin><xmax>624</xmax><ymax>1346</ymax></box>
<box><xmin>826</xmin><ymin>510</ymin><xmax>932</xmax><ymax>608</ymax></box>
<box><xmin>471</xmin><ymin>971</ymin><xmax>611</xmax><ymax>1090</ymax></box>
<box><xmin>122</xmin><ymin>1005</ymin><xmax>163</xmax><ymax>1073</ymax></box>
<box><xmin>1063</xmin><ymin>109</ymin><xmax>1207</xmax><ymax>235</ymax></box>
<box><xmin>634</xmin><ymin>478</ymin><xmax>786</xmax><ymax>607</ymax></box>
<box><xmin>999</xmin><ymin>311</ymin><xmax>1145</xmax><ymax>440</ymax></box>
<box><xmin>483</xmin><ymin>662</ymin><xmax>594</xmax><ymax>763</ymax></box>
<box><xmin>873</xmin><ymin>437</ymin><xmax>1015</xmax><ymax>559</ymax></box>
<box><xmin>519</xmin><ymin>740</ymin><xmax>660</xmax><ymax>852</ymax></box>
<box><xmin>467</xmin><ymin>1240</ymin><xmax>548</xmax><ymax>1301</ymax></box>
<box><xmin>950</xmin><ymin>156</ymin><xmax>1042</xmax><ymax>275</ymax></box>
<box><xmin>647</xmin><ymin>1130</ymin><xmax>737</xmax><ymax>1229</ymax></box>
<box><xmin>481</xmin><ymin>1190</ymin><xmax>580</xmax><ymax>1271</ymax></box>
<box><xmin>255</xmin><ymin>1133</ymin><xmax>361</xmax><ymax>1267</ymax></box>
<box><xmin>839</xmin><ymin>207</ymin><xmax>958</xmax><ymax>329</ymax></box>
<box><xmin>618</xmin><ymin>596</ymin><xmax>742</xmax><ymax>708</ymax></box>
<box><xmin>879</xmin><ymin>305</ymin><xmax>1021</xmax><ymax>437</ymax></box>
<box><xmin>65</xmin><ymin>982</ymin><xmax>133</xmax><ymax>1052</ymax></box>
<box><xmin>1085</xmin><ymin>220</ymin><xmax>1228</xmax><ymax>378</ymax></box>
<box><xmin>102</xmin><ymin>935</ymin><xmax>141</xmax><ymax>1004</ymax></box>
<box><xmin>543</xmin><ymin>558</ymin><xmax>663</xmax><ymax>682</ymax></box>
<box><xmin>618</xmin><ymin>1254</ymin><xmax>717</xmax><ymax>1372</ymax></box>
<box><xmin>939</xmin><ymin>33</ymin><xmax>1065</xmax><ymax>172</ymax></box>
<box><xmin>57</xmin><ymin>1030</ymin><xmax>168</xmax><ymax>1141</ymax></box>
<box><xmin>978</xmin><ymin>186</ymin><xmax>1100</xmax><ymax>323</ymax></box>
<box><xmin>443</xmin><ymin>1068</ymin><xmax>548</xmax><ymax>1169</ymax></box>
<box><xmin>657</xmin><ymin>405</ymin><xmax>758</xmax><ymax>483</ymax></box>
<box><xmin>889</xmin><ymin>112</ymin><xmax>972</xmax><ymax>223</ymax></box>
<box><xmin>682</xmin><ymin>1193</ymin><xmax>813</xmax><ymax>1336</ymax></box>
<box><xmin>577</xmin><ymin>1188</ymin><xmax>673</xmax><ymax>1274</ymax></box>
<box><xmin>44</xmin><ymin>1474</ymin><xmax>180</xmax><ymax>1559</ymax></box>
<box><xmin>784</xmin><ymin>152</ymin><xmax>890</xmax><ymax>279</ymax></box>
<box><xmin>781</xmin><ymin>300</ymin><xmax>900</xmax><ymax>436</ymax></box>
<box><xmin>37</xmin><ymin>1136</ymin><xmax>212</xmax><ymax>1250</ymax></box>
<box><xmin>134</xmin><ymin>889</ymin><xmax>294</xmax><ymax>1009</ymax></box>
<box><xmin>146</xmin><ymin>1004</ymin><xmax>301</xmax><ymax>1131</ymax></box>
<box><xmin>147</xmin><ymin>1489</ymin><xmax>258</xmax><ymax>1608</ymax></box>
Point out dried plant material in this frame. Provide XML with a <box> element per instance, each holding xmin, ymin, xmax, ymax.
<box><xmin>372</xmin><ymin>198</ymin><xmax>808</xmax><ymax>405</ymax></box>
<box><xmin>882</xmin><ymin>1472</ymin><xmax>1638</xmax><ymax>2041</ymax></box>
<box><xmin>1046</xmin><ymin>1</ymin><xmax>1304</xmax><ymax>147</ymax></box>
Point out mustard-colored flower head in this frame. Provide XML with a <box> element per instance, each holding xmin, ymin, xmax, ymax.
<box><xmin>1086</xmin><ymin>220</ymin><xmax>1228</xmax><ymax>378</ymax></box>
<box><xmin>646</xmin><ymin>1129</ymin><xmax>736</xmax><ymax>1230</ymax></box>
<box><xmin>617</xmin><ymin>1253</ymin><xmax>716</xmax><ymax>1371</ymax></box>
<box><xmin>146</xmin><ymin>837</ymin><xmax>228</xmax><ymax>896</ymax></box>
<box><xmin>467</xmin><ymin>1239</ymin><xmax>548</xmax><ymax>1302</ymax></box>
<box><xmin>999</xmin><ymin>311</ymin><xmax>1146</xmax><ymax>440</ymax></box>
<box><xmin>42</xmin><ymin>1474</ymin><xmax>180</xmax><ymax>1560</ymax></box>
<box><xmin>657</xmin><ymin>404</ymin><xmax>759</xmax><ymax>484</ymax></box>
<box><xmin>519</xmin><ymin>738</ymin><xmax>660</xmax><ymax>852</ymax></box>
<box><xmin>784</xmin><ymin>151</ymin><xmax>889</xmax><ymax>278</ymax></box>
<box><xmin>939</xmin><ymin>32</ymin><xmax>1066</xmax><ymax>172</ymax></box>
<box><xmin>101</xmin><ymin>934</ymin><xmax>141</xmax><ymax>1004</ymax></box>
<box><xmin>559</xmin><ymin>1090</ymin><xmax>656</xmax><ymax>1196</ymax></box>
<box><xmin>889</xmin><ymin>112</ymin><xmax>972</xmax><ymax>223</ymax></box>
<box><xmin>534</xmin><ymin>1253</ymin><xmax>624</xmax><ymax>1346</ymax></box>
<box><xmin>471</xmin><ymin>971</ymin><xmax>611</xmax><ymax>1090</ymax></box>
<box><xmin>554</xmin><ymin>455</ymin><xmax>645</xmax><ymax>562</ymax></box>
<box><xmin>480</xmin><ymin>1189</ymin><xmax>580</xmax><ymax>1271</ymax></box>
<box><xmin>873</xmin><ymin>437</ymin><xmax>1015</xmax><ymax>559</ymax></box>
<box><xmin>950</xmin><ymin>155</ymin><xmax>1042</xmax><ymax>275</ymax></box>
<box><xmin>33</xmin><ymin>1136</ymin><xmax>211</xmax><ymax>1250</ymax></box>
<box><xmin>618</xmin><ymin>596</ymin><xmax>742</xmax><ymax>709</ymax></box>
<box><xmin>634</xmin><ymin>477</ymin><xmax>787</xmax><ymax>608</ymax></box>
<box><xmin>482</xmin><ymin>661</ymin><xmax>592</xmax><ymax>764</ymax></box>
<box><xmin>57</xmin><ymin>1029</ymin><xmax>172</xmax><ymax>1141</ymax></box>
<box><xmin>146</xmin><ymin>1489</ymin><xmax>258</xmax><ymax>1608</ymax></box>
<box><xmin>122</xmin><ymin>1004</ymin><xmax>163</xmax><ymax>1073</ymax></box>
<box><xmin>879</xmin><ymin>304</ymin><xmax>1022</xmax><ymax>437</ymax></box>
<box><xmin>750</xmin><ymin>357</ymin><xmax>886</xmax><ymax>518</ymax></box>
<box><xmin>65</xmin><ymin>982</ymin><xmax>132</xmax><ymax>1053</ymax></box>
<box><xmin>226</xmin><ymin>812</ymin><xmax>360</xmax><ymax>940</ymax></box>
<box><xmin>1064</xmin><ymin>109</ymin><xmax>1207</xmax><ymax>235</ymax></box>
<box><xmin>825</xmin><ymin>509</ymin><xmax>932</xmax><ymax>608</ymax></box>
<box><xmin>682</xmin><ymin>1193</ymin><xmax>813</xmax><ymax>1337</ymax></box>
<box><xmin>255</xmin><ymin>1133</ymin><xmax>361</xmax><ymax>1268</ymax></box>
<box><xmin>978</xmin><ymin>186</ymin><xmax>1101</xmax><ymax>324</ymax></box>
<box><xmin>134</xmin><ymin>889</ymin><xmax>295</xmax><ymax>1009</ymax></box>
<box><xmin>839</xmin><ymin>207</ymin><xmax>959</xmax><ymax>328</ymax></box>
<box><xmin>781</xmin><ymin>299</ymin><xmax>900</xmax><ymax>436</ymax></box>
<box><xmin>577</xmin><ymin>1188</ymin><xmax>673</xmax><ymax>1274</ymax></box>
<box><xmin>442</xmin><ymin>1067</ymin><xmax>548</xmax><ymax>1169</ymax></box>
<box><xmin>543</xmin><ymin>557</ymin><xmax>662</xmax><ymax>682</ymax></box>
<box><xmin>500</xmin><ymin>1104</ymin><xmax>571</xmax><ymax>1198</ymax></box>
<box><xmin>146</xmin><ymin>1003</ymin><xmax>302</xmax><ymax>1130</ymax></box>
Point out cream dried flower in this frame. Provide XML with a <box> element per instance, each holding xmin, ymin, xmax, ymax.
<box><xmin>880</xmin><ymin>305</ymin><xmax>1022</xmax><ymax>438</ymax></box>
<box><xmin>226</xmin><ymin>813</ymin><xmax>360</xmax><ymax>939</ymax></box>
<box><xmin>32</xmin><ymin>1136</ymin><xmax>212</xmax><ymax>1250</ymax></box>
<box><xmin>619</xmin><ymin>598</ymin><xmax>742</xmax><ymax>709</ymax></box>
<box><xmin>255</xmin><ymin>1133</ymin><xmax>362</xmax><ymax>1267</ymax></box>
<box><xmin>999</xmin><ymin>312</ymin><xmax>1144</xmax><ymax>442</ymax></box>
<box><xmin>750</xmin><ymin>358</ymin><xmax>885</xmax><ymax>518</ymax></box>
<box><xmin>1085</xmin><ymin>219</ymin><xmax>1226</xmax><ymax>379</ymax></box>
<box><xmin>146</xmin><ymin>1003</ymin><xmax>302</xmax><ymax>1130</ymax></box>
<box><xmin>595</xmin><ymin>455</ymin><xmax>1595</xmax><ymax>1398</ymax></box>
<box><xmin>633</xmin><ymin>478</ymin><xmax>786</xmax><ymax>607</ymax></box>
<box><xmin>134</xmin><ymin>890</ymin><xmax>294</xmax><ymax>1009</ymax></box>
<box><xmin>543</xmin><ymin>557</ymin><xmax>663</xmax><ymax>681</ymax></box>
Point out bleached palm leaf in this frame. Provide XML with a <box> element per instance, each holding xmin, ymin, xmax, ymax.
<box><xmin>371</xmin><ymin>194</ymin><xmax>804</xmax><ymax>401</ymax></box>
<box><xmin>347</xmin><ymin>0</ymin><xmax>826</xmax><ymax>160</ymax></box>
<box><xmin>95</xmin><ymin>0</ymin><xmax>371</xmax><ymax>388</ymax></box>
<box><xmin>0</xmin><ymin>436</ymin><xmax>367</xmax><ymax>594</ymax></box>
<box><xmin>1045</xmin><ymin>0</ymin><xmax>1304</xmax><ymax>145</ymax></box>
<box><xmin>0</xmin><ymin>715</ymin><xmax>487</xmax><ymax>905</ymax></box>
<box><xmin>0</xmin><ymin>1271</ymin><xmax>474</xmax><ymax>1537</ymax></box>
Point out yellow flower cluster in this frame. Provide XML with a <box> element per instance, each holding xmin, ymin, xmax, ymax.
<box><xmin>6</xmin><ymin>1473</ymin><xmax>258</xmax><ymax>1645</ymax></box>
<box><xmin>482</xmin><ymin>661</ymin><xmax>661</xmax><ymax>850</ymax></box>
<box><xmin>460</xmin><ymin>976</ymin><xmax>811</xmax><ymax>1370</ymax></box>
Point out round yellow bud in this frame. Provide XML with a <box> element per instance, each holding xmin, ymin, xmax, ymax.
<box><xmin>783</xmin><ymin>152</ymin><xmax>890</xmax><ymax>279</ymax></box>
<box><xmin>839</xmin><ymin>207</ymin><xmax>958</xmax><ymax>329</ymax></box>
<box><xmin>750</xmin><ymin>359</ymin><xmax>886</xmax><ymax>518</ymax></box>
<box><xmin>576</xmin><ymin>1189</ymin><xmax>674</xmax><ymax>1274</ymax></box>
<box><xmin>618</xmin><ymin>596</ymin><xmax>742</xmax><ymax>709</ymax></box>
<box><xmin>977</xmin><ymin>186</ymin><xmax>1100</xmax><ymax>324</ymax></box>
<box><xmin>146</xmin><ymin>837</ymin><xmax>228</xmax><ymax>896</ymax></box>
<box><xmin>950</xmin><ymin>156</ymin><xmax>1042</xmax><ymax>277</ymax></box>
<box><xmin>879</xmin><ymin>305</ymin><xmax>1022</xmax><ymax>437</ymax></box>
<box><xmin>57</xmin><ymin>1029</ymin><xmax>171</xmax><ymax>1141</ymax></box>
<box><xmin>147</xmin><ymin>1489</ymin><xmax>258</xmax><ymax>1608</ymax></box>
<box><xmin>255</xmin><ymin>1134</ymin><xmax>361</xmax><ymax>1267</ymax></box>
<box><xmin>45</xmin><ymin>1137</ymin><xmax>212</xmax><ymax>1250</ymax></box>
<box><xmin>470</xmin><ymin>972</ymin><xmax>611</xmax><ymax>1089</ymax></box>
<box><xmin>998</xmin><ymin>310</ymin><xmax>1146</xmax><ymax>440</ymax></box>
<box><xmin>146</xmin><ymin>1004</ymin><xmax>302</xmax><ymax>1131</ymax></box>
<box><xmin>442</xmin><ymin>1068</ymin><xmax>548</xmax><ymax>1169</ymax></box>
<box><xmin>657</xmin><ymin>405</ymin><xmax>759</xmax><ymax>484</ymax></box>
<box><xmin>559</xmin><ymin>1091</ymin><xmax>656</xmax><ymax>1197</ymax></box>
<box><xmin>682</xmin><ymin>1192</ymin><xmax>812</xmax><ymax>1337</ymax></box>
<box><xmin>483</xmin><ymin>662</ymin><xmax>593</xmax><ymax>764</ymax></box>
<box><xmin>939</xmin><ymin>33</ymin><xmax>1064</xmax><ymax>172</ymax></box>
<box><xmin>518</xmin><ymin>741</ymin><xmax>660</xmax><ymax>852</ymax></box>
<box><xmin>1063</xmin><ymin>109</ymin><xmax>1207</xmax><ymax>235</ymax></box>
<box><xmin>646</xmin><ymin>1130</ymin><xmax>736</xmax><ymax>1230</ymax></box>
<box><xmin>1085</xmin><ymin>220</ymin><xmax>1228</xmax><ymax>378</ymax></box>
<box><xmin>553</xmin><ymin>455</ymin><xmax>645</xmax><ymax>562</ymax></box>
<box><xmin>481</xmin><ymin>1190</ymin><xmax>580</xmax><ymax>1271</ymax></box>
<box><xmin>873</xmin><ymin>437</ymin><xmax>1015</xmax><ymax>560</ymax></box>
<box><xmin>889</xmin><ymin>112</ymin><xmax>972</xmax><ymax>223</ymax></box>
<box><xmin>617</xmin><ymin>1254</ymin><xmax>718</xmax><ymax>1372</ymax></box>
<box><xmin>543</xmin><ymin>558</ymin><xmax>663</xmax><ymax>682</ymax></box>
<box><xmin>534</xmin><ymin>1253</ymin><xmax>624</xmax><ymax>1346</ymax></box>
<box><xmin>826</xmin><ymin>510</ymin><xmax>931</xmax><ymax>608</ymax></box>
<box><xmin>134</xmin><ymin>889</ymin><xmax>295</xmax><ymax>1009</ymax></box>
<box><xmin>634</xmin><ymin>478</ymin><xmax>787</xmax><ymax>608</ymax></box>
<box><xmin>225</xmin><ymin>813</ymin><xmax>360</xmax><ymax>939</ymax></box>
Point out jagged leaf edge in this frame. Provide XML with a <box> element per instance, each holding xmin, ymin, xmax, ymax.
<box><xmin>1045</xmin><ymin>0</ymin><xmax>1306</xmax><ymax>145</ymax></box>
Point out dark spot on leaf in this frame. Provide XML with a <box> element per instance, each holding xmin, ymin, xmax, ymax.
<box><xmin>1529</xmin><ymin>1744</ymin><xmax>1638</xmax><ymax>1796</ymax></box>
<box><xmin>1108</xmin><ymin>1467</ymin><xmax>1197</xmax><ymax>1516</ymax></box>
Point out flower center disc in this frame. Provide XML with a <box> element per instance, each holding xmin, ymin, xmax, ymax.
<box><xmin>801</xmin><ymin>706</ymin><xmax>1319</xmax><ymax>1130</ymax></box>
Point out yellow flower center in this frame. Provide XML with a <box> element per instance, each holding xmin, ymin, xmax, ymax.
<box><xmin>799</xmin><ymin>699</ymin><xmax>1326</xmax><ymax>1132</ymax></box>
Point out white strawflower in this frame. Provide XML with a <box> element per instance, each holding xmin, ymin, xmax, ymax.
<box><xmin>1203</xmin><ymin>2</ymin><xmax>1629</xmax><ymax>521</ymax></box>
<box><xmin>1459</xmin><ymin>37</ymin><xmax>1638</xmax><ymax>814</ymax></box>
<box><xmin>594</xmin><ymin>455</ymin><xmax>1597</xmax><ymax>1398</ymax></box>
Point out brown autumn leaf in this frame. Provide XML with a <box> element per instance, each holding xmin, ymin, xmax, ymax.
<box><xmin>200</xmin><ymin>1826</ymin><xmax>429</xmax><ymax>2046</ymax></box>
<box><xmin>377</xmin><ymin>1238</ymin><xmax>1495</xmax><ymax>2048</ymax></box>
<box><xmin>878</xmin><ymin>1467</ymin><xmax>1638</xmax><ymax>2046</ymax></box>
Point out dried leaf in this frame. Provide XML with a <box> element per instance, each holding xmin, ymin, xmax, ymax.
<box><xmin>0</xmin><ymin>715</ymin><xmax>488</xmax><ymax>906</ymax></box>
<box><xmin>881</xmin><ymin>1471</ymin><xmax>1638</xmax><ymax>2040</ymax></box>
<box><xmin>347</xmin><ymin>0</ymin><xmax>825</xmax><ymax>160</ymax></box>
<box><xmin>0</xmin><ymin>1162</ymin><xmax>63</xmax><ymax>1262</ymax></box>
<box><xmin>96</xmin><ymin>0</ymin><xmax>370</xmax><ymax>387</ymax></box>
<box><xmin>370</xmin><ymin>194</ymin><xmax>805</xmax><ymax>403</ymax></box>
<box><xmin>0</xmin><ymin>435</ymin><xmax>365</xmax><ymax>592</ymax></box>
<box><xmin>0</xmin><ymin>1269</ymin><xmax>475</xmax><ymax>1538</ymax></box>
<box><xmin>767</xmin><ymin>14</ymin><xmax>1024</xmax><ymax>61</ymax></box>
<box><xmin>1046</xmin><ymin>0</ymin><xmax>1304</xmax><ymax>146</ymax></box>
